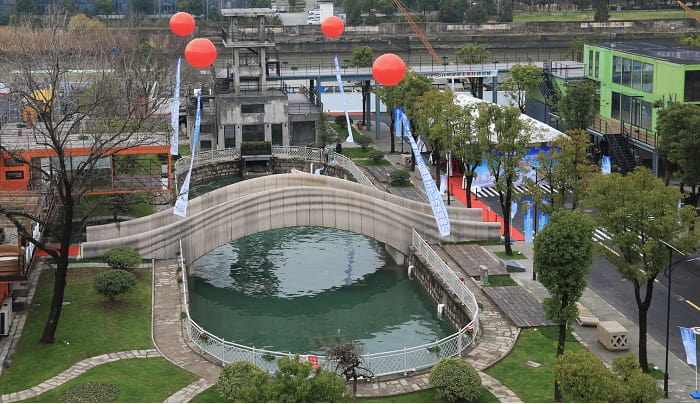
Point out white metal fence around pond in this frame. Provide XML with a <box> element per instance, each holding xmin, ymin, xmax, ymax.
<box><xmin>174</xmin><ymin>146</ymin><xmax>374</xmax><ymax>189</ymax></box>
<box><xmin>176</xmin><ymin>229</ymin><xmax>479</xmax><ymax>378</ymax></box>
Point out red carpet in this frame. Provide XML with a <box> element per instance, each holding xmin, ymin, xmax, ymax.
<box><xmin>448</xmin><ymin>176</ymin><xmax>524</xmax><ymax>241</ymax></box>
<box><xmin>36</xmin><ymin>245</ymin><xmax>81</xmax><ymax>257</ymax></box>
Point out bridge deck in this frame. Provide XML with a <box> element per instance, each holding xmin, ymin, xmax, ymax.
<box><xmin>481</xmin><ymin>286</ymin><xmax>554</xmax><ymax>328</ymax></box>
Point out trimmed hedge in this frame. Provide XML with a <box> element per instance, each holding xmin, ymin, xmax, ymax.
<box><xmin>429</xmin><ymin>358</ymin><xmax>482</xmax><ymax>402</ymax></box>
<box><xmin>93</xmin><ymin>269</ymin><xmax>137</xmax><ymax>301</ymax></box>
<box><xmin>104</xmin><ymin>247</ymin><xmax>142</xmax><ymax>272</ymax></box>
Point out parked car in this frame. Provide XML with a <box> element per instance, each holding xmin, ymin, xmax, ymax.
<box><xmin>279</xmin><ymin>6</ymin><xmax>286</xmax><ymax>12</ymax></box>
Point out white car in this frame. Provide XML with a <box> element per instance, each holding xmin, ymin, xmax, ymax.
<box><xmin>307</xmin><ymin>18</ymin><xmax>320</xmax><ymax>24</ymax></box>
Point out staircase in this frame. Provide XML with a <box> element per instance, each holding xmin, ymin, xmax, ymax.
<box><xmin>604</xmin><ymin>134</ymin><xmax>636</xmax><ymax>174</ymax></box>
<box><xmin>540</xmin><ymin>61</ymin><xmax>559</xmax><ymax>108</ymax></box>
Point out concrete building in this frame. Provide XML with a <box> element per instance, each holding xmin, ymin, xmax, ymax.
<box><xmin>583</xmin><ymin>40</ymin><xmax>700</xmax><ymax>176</ymax></box>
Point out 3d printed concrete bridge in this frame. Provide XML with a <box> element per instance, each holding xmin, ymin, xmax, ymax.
<box><xmin>81</xmin><ymin>172</ymin><xmax>501</xmax><ymax>265</ymax></box>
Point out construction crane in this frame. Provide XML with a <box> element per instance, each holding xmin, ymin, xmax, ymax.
<box><xmin>393</xmin><ymin>0</ymin><xmax>442</xmax><ymax>64</ymax></box>
<box><xmin>678</xmin><ymin>0</ymin><xmax>700</xmax><ymax>23</ymax></box>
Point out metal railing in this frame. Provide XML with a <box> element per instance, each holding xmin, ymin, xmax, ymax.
<box><xmin>174</xmin><ymin>148</ymin><xmax>241</xmax><ymax>177</ymax></box>
<box><xmin>177</xmin><ymin>229</ymin><xmax>479</xmax><ymax>377</ymax></box>
<box><xmin>272</xmin><ymin>146</ymin><xmax>375</xmax><ymax>189</ymax></box>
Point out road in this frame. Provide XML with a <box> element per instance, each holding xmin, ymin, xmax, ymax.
<box><xmin>471</xmin><ymin>190</ymin><xmax>700</xmax><ymax>362</ymax></box>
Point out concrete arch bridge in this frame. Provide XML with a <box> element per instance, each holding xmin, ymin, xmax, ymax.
<box><xmin>81</xmin><ymin>172</ymin><xmax>501</xmax><ymax>265</ymax></box>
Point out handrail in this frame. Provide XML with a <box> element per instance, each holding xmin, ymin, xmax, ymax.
<box><xmin>177</xmin><ymin>229</ymin><xmax>479</xmax><ymax>377</ymax></box>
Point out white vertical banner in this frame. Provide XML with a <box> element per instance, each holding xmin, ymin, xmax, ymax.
<box><xmin>170</xmin><ymin>57</ymin><xmax>182</xmax><ymax>156</ymax></box>
<box><xmin>333</xmin><ymin>55</ymin><xmax>354</xmax><ymax>143</ymax></box>
<box><xmin>401</xmin><ymin>112</ymin><xmax>450</xmax><ymax>237</ymax></box>
<box><xmin>681</xmin><ymin>327</ymin><xmax>697</xmax><ymax>367</ymax></box>
<box><xmin>173</xmin><ymin>92</ymin><xmax>201</xmax><ymax>217</ymax></box>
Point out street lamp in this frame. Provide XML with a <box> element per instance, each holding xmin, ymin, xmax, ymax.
<box><xmin>660</xmin><ymin>239</ymin><xmax>700</xmax><ymax>399</ymax></box>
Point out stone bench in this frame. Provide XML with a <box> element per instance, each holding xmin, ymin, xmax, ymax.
<box><xmin>576</xmin><ymin>302</ymin><xmax>599</xmax><ymax>327</ymax></box>
<box><xmin>597</xmin><ymin>320</ymin><xmax>629</xmax><ymax>351</ymax></box>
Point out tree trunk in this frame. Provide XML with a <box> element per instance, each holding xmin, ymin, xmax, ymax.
<box><xmin>390</xmin><ymin>115</ymin><xmax>396</xmax><ymax>153</ymax></box>
<box><xmin>633</xmin><ymin>277</ymin><xmax>655</xmax><ymax>373</ymax></box>
<box><xmin>352</xmin><ymin>375</ymin><xmax>358</xmax><ymax>398</ymax></box>
<box><xmin>465</xmin><ymin>174</ymin><xmax>474</xmax><ymax>208</ymax></box>
<box><xmin>501</xmin><ymin>187</ymin><xmax>513</xmax><ymax>256</ymax></box>
<box><xmin>39</xmin><ymin>260</ymin><xmax>67</xmax><ymax>344</ymax></box>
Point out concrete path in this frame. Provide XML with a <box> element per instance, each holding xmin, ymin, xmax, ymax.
<box><xmin>0</xmin><ymin>349</ymin><xmax>160</xmax><ymax>402</ymax></box>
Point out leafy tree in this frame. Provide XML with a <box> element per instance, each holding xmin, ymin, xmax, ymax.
<box><xmin>346</xmin><ymin>1</ymin><xmax>362</xmax><ymax>25</ymax></box>
<box><xmin>566</xmin><ymin>37</ymin><xmax>586</xmax><ymax>62</ymax></box>
<box><xmin>350</xmin><ymin>46</ymin><xmax>374</xmax><ymax>67</ymax></box>
<box><xmin>500</xmin><ymin>64</ymin><xmax>544</xmax><ymax>113</ymax></box>
<box><xmin>288</xmin><ymin>0</ymin><xmax>297</xmax><ymax>10</ymax></box>
<box><xmin>104</xmin><ymin>247</ymin><xmax>142</xmax><ymax>271</ymax></box>
<box><xmin>657</xmin><ymin>102</ymin><xmax>700</xmax><ymax>209</ymax></box>
<box><xmin>611</xmin><ymin>354</ymin><xmax>664</xmax><ymax>403</ymax></box>
<box><xmin>375</xmin><ymin>70</ymin><xmax>435</xmax><ymax>153</ymax></box>
<box><xmin>497</xmin><ymin>0</ymin><xmax>513</xmax><ymax>22</ymax></box>
<box><xmin>15</xmin><ymin>0</ymin><xmax>35</xmax><ymax>14</ymax></box>
<box><xmin>464</xmin><ymin>0</ymin><xmax>489</xmax><ymax>23</ymax></box>
<box><xmin>267</xmin><ymin>356</ymin><xmax>350</xmax><ymax>402</ymax></box>
<box><xmin>534</xmin><ymin>209</ymin><xmax>594</xmax><ymax>401</ymax></box>
<box><xmin>217</xmin><ymin>361</ymin><xmax>269</xmax><ymax>402</ymax></box>
<box><xmin>68</xmin><ymin>13</ymin><xmax>106</xmax><ymax>30</ymax></box>
<box><xmin>327</xmin><ymin>342</ymin><xmax>374</xmax><ymax>398</ymax></box>
<box><xmin>679</xmin><ymin>34</ymin><xmax>700</xmax><ymax>47</ymax></box>
<box><xmin>583</xmin><ymin>167</ymin><xmax>699</xmax><ymax>372</ymax></box>
<box><xmin>93</xmin><ymin>269</ymin><xmax>137</xmax><ymax>301</ymax></box>
<box><xmin>0</xmin><ymin>14</ymin><xmax>170</xmax><ymax>344</ymax></box>
<box><xmin>438</xmin><ymin>0</ymin><xmax>465</xmax><ymax>22</ymax></box>
<box><xmin>558</xmin><ymin>80</ymin><xmax>598</xmax><ymax>131</ymax></box>
<box><xmin>367</xmin><ymin>149</ymin><xmax>385</xmax><ymax>163</ymax></box>
<box><xmin>429</xmin><ymin>358</ymin><xmax>482</xmax><ymax>402</ymax></box>
<box><xmin>456</xmin><ymin>43</ymin><xmax>491</xmax><ymax>97</ymax></box>
<box><xmin>594</xmin><ymin>0</ymin><xmax>609</xmax><ymax>22</ymax></box>
<box><xmin>451</xmin><ymin>104</ymin><xmax>480</xmax><ymax>208</ymax></box>
<box><xmin>95</xmin><ymin>0</ymin><xmax>113</xmax><ymax>14</ymax></box>
<box><xmin>414</xmin><ymin>89</ymin><xmax>458</xmax><ymax>184</ymax></box>
<box><xmin>132</xmin><ymin>0</ymin><xmax>153</xmax><ymax>14</ymax></box>
<box><xmin>354</xmin><ymin>133</ymin><xmax>373</xmax><ymax>151</ymax></box>
<box><xmin>475</xmin><ymin>104</ymin><xmax>532</xmax><ymax>256</ymax></box>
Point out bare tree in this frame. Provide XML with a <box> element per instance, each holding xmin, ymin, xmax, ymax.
<box><xmin>0</xmin><ymin>13</ymin><xmax>172</xmax><ymax>344</ymax></box>
<box><xmin>327</xmin><ymin>342</ymin><xmax>374</xmax><ymax>398</ymax></box>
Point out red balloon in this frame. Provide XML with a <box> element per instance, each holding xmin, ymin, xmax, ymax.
<box><xmin>184</xmin><ymin>38</ymin><xmax>217</xmax><ymax>69</ymax></box>
<box><xmin>321</xmin><ymin>16</ymin><xmax>344</xmax><ymax>38</ymax></box>
<box><xmin>170</xmin><ymin>12</ymin><xmax>195</xmax><ymax>37</ymax></box>
<box><xmin>372</xmin><ymin>53</ymin><xmax>407</xmax><ymax>86</ymax></box>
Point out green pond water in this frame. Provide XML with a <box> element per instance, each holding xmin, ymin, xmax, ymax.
<box><xmin>188</xmin><ymin>226</ymin><xmax>454</xmax><ymax>355</ymax></box>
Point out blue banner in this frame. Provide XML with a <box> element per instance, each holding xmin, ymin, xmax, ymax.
<box><xmin>333</xmin><ymin>55</ymin><xmax>353</xmax><ymax>143</ymax></box>
<box><xmin>394</xmin><ymin>108</ymin><xmax>402</xmax><ymax>137</ymax></box>
<box><xmin>681</xmin><ymin>327</ymin><xmax>697</xmax><ymax>367</ymax></box>
<box><xmin>601</xmin><ymin>155</ymin><xmax>612</xmax><ymax>174</ymax></box>
<box><xmin>173</xmin><ymin>92</ymin><xmax>201</xmax><ymax>217</ymax></box>
<box><xmin>170</xmin><ymin>57</ymin><xmax>181</xmax><ymax>156</ymax></box>
<box><xmin>523</xmin><ymin>200</ymin><xmax>534</xmax><ymax>243</ymax></box>
<box><xmin>400</xmin><ymin>111</ymin><xmax>450</xmax><ymax>237</ymax></box>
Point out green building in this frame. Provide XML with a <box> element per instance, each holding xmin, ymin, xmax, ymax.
<box><xmin>583</xmin><ymin>40</ymin><xmax>700</xmax><ymax>176</ymax></box>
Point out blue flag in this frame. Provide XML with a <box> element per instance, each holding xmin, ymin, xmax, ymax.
<box><xmin>523</xmin><ymin>199</ymin><xmax>534</xmax><ymax>243</ymax></box>
<box><xmin>170</xmin><ymin>57</ymin><xmax>181</xmax><ymax>156</ymax></box>
<box><xmin>173</xmin><ymin>92</ymin><xmax>201</xmax><ymax>217</ymax></box>
<box><xmin>333</xmin><ymin>55</ymin><xmax>353</xmax><ymax>143</ymax></box>
<box><xmin>680</xmin><ymin>327</ymin><xmax>697</xmax><ymax>367</ymax></box>
<box><xmin>601</xmin><ymin>155</ymin><xmax>611</xmax><ymax>174</ymax></box>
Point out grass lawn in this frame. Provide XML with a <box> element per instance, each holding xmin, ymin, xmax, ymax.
<box><xmin>341</xmin><ymin>147</ymin><xmax>378</xmax><ymax>159</ymax></box>
<box><xmin>485</xmin><ymin>327</ymin><xmax>584</xmax><ymax>403</ymax></box>
<box><xmin>478</xmin><ymin>275</ymin><xmax>518</xmax><ymax>287</ymax></box>
<box><xmin>355</xmin><ymin>159</ymin><xmax>392</xmax><ymax>166</ymax></box>
<box><xmin>193</xmin><ymin>386</ymin><xmax>499</xmax><ymax>403</ymax></box>
<box><xmin>22</xmin><ymin>358</ymin><xmax>198</xmax><ymax>403</ymax></box>
<box><xmin>513</xmin><ymin>9</ymin><xmax>692</xmax><ymax>22</ymax></box>
<box><xmin>493</xmin><ymin>250</ymin><xmax>527</xmax><ymax>260</ymax></box>
<box><xmin>78</xmin><ymin>194</ymin><xmax>155</xmax><ymax>218</ymax></box>
<box><xmin>0</xmin><ymin>267</ymin><xmax>154</xmax><ymax>395</ymax></box>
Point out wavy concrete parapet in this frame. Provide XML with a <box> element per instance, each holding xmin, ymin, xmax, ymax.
<box><xmin>82</xmin><ymin>172</ymin><xmax>501</xmax><ymax>263</ymax></box>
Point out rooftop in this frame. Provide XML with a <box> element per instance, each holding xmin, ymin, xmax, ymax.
<box><xmin>592</xmin><ymin>40</ymin><xmax>700</xmax><ymax>65</ymax></box>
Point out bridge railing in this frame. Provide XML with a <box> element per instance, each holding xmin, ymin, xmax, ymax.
<box><xmin>177</xmin><ymin>229</ymin><xmax>479</xmax><ymax>378</ymax></box>
<box><xmin>174</xmin><ymin>148</ymin><xmax>241</xmax><ymax>178</ymax></box>
<box><xmin>272</xmin><ymin>146</ymin><xmax>375</xmax><ymax>189</ymax></box>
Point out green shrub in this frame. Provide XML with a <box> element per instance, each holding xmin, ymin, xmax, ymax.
<box><xmin>93</xmin><ymin>269</ymin><xmax>137</xmax><ymax>301</ymax></box>
<box><xmin>612</xmin><ymin>354</ymin><xmax>663</xmax><ymax>403</ymax></box>
<box><xmin>104</xmin><ymin>247</ymin><xmax>142</xmax><ymax>271</ymax></box>
<box><xmin>367</xmin><ymin>149</ymin><xmax>385</xmax><ymax>163</ymax></box>
<box><xmin>270</xmin><ymin>356</ymin><xmax>349</xmax><ymax>402</ymax></box>
<box><xmin>390</xmin><ymin>169</ymin><xmax>411</xmax><ymax>185</ymax></box>
<box><xmin>428</xmin><ymin>358</ymin><xmax>482</xmax><ymax>402</ymax></box>
<box><xmin>217</xmin><ymin>361</ymin><xmax>268</xmax><ymax>402</ymax></box>
<box><xmin>354</xmin><ymin>133</ymin><xmax>372</xmax><ymax>151</ymax></box>
<box><xmin>554</xmin><ymin>350</ymin><xmax>622</xmax><ymax>402</ymax></box>
<box><xmin>60</xmin><ymin>382</ymin><xmax>119</xmax><ymax>402</ymax></box>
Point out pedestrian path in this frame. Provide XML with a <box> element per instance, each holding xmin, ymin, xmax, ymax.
<box><xmin>0</xmin><ymin>349</ymin><xmax>160</xmax><ymax>402</ymax></box>
<box><xmin>472</xmin><ymin>183</ymin><xmax>555</xmax><ymax>199</ymax></box>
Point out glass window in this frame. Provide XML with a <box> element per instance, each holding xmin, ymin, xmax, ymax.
<box><xmin>630</xmin><ymin>98</ymin><xmax>641</xmax><ymax>126</ymax></box>
<box><xmin>4</xmin><ymin>158</ymin><xmax>22</xmax><ymax>167</ymax></box>
<box><xmin>621</xmin><ymin>93</ymin><xmax>631</xmax><ymax>123</ymax></box>
<box><xmin>242</xmin><ymin>124</ymin><xmax>265</xmax><ymax>142</ymax></box>
<box><xmin>594</xmin><ymin>52</ymin><xmax>600</xmax><ymax>78</ymax></box>
<box><xmin>611</xmin><ymin>92</ymin><xmax>621</xmax><ymax>120</ymax></box>
<box><xmin>640</xmin><ymin>101</ymin><xmax>652</xmax><ymax>130</ymax></box>
<box><xmin>200</xmin><ymin>140</ymin><xmax>212</xmax><ymax>150</ymax></box>
<box><xmin>631</xmin><ymin>60</ymin><xmax>643</xmax><ymax>91</ymax></box>
<box><xmin>241</xmin><ymin>104</ymin><xmax>265</xmax><ymax>114</ymax></box>
<box><xmin>612</xmin><ymin>56</ymin><xmax>621</xmax><ymax>84</ymax></box>
<box><xmin>5</xmin><ymin>171</ymin><xmax>24</xmax><ymax>180</ymax></box>
<box><xmin>685</xmin><ymin>70</ymin><xmax>700</xmax><ymax>102</ymax></box>
<box><xmin>271</xmin><ymin>124</ymin><xmax>283</xmax><ymax>145</ymax></box>
<box><xmin>622</xmin><ymin>59</ymin><xmax>632</xmax><ymax>87</ymax></box>
<box><xmin>588</xmin><ymin>50</ymin><xmax>594</xmax><ymax>76</ymax></box>
<box><xmin>224</xmin><ymin>125</ymin><xmax>236</xmax><ymax>148</ymax></box>
<box><xmin>642</xmin><ymin>63</ymin><xmax>653</xmax><ymax>93</ymax></box>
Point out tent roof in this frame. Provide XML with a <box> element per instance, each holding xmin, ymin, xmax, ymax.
<box><xmin>454</xmin><ymin>93</ymin><xmax>564</xmax><ymax>144</ymax></box>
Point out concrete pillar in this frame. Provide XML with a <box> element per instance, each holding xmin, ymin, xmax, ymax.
<box><xmin>385</xmin><ymin>244</ymin><xmax>406</xmax><ymax>266</ymax></box>
<box><xmin>492</xmin><ymin>75</ymin><xmax>498</xmax><ymax>104</ymax></box>
<box><xmin>652</xmin><ymin>151</ymin><xmax>659</xmax><ymax>177</ymax></box>
<box><xmin>260</xmin><ymin>48</ymin><xmax>267</xmax><ymax>92</ymax></box>
<box><xmin>257</xmin><ymin>15</ymin><xmax>265</xmax><ymax>41</ymax></box>
<box><xmin>233</xmin><ymin>48</ymin><xmax>240</xmax><ymax>92</ymax></box>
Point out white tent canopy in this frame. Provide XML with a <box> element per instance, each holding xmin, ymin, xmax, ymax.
<box><xmin>454</xmin><ymin>93</ymin><xmax>564</xmax><ymax>144</ymax></box>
